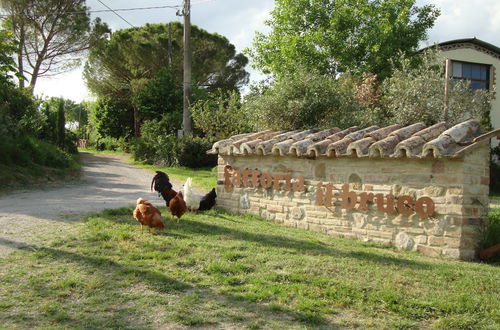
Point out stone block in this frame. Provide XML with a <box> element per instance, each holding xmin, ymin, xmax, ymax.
<box><xmin>458</xmin><ymin>249</ymin><xmax>477</xmax><ymax>261</ymax></box>
<box><xmin>266</xmin><ymin>204</ymin><xmax>284</xmax><ymax>213</ymax></box>
<box><xmin>309</xmin><ymin>223</ymin><xmax>328</xmax><ymax>234</ymax></box>
<box><xmin>395</xmin><ymin>232</ymin><xmax>415</xmax><ymax>250</ymax></box>
<box><xmin>442</xmin><ymin>248</ymin><xmax>461</xmax><ymax>259</ymax></box>
<box><xmin>296</xmin><ymin>222</ymin><xmax>309</xmax><ymax>230</ymax></box>
<box><xmin>415</xmin><ymin>235</ymin><xmax>428</xmax><ymax>244</ymax></box>
<box><xmin>417</xmin><ymin>244</ymin><xmax>441</xmax><ymax>258</ymax></box>
<box><xmin>423</xmin><ymin>186</ymin><xmax>447</xmax><ymax>197</ymax></box>
<box><xmin>433</xmin><ymin>175</ymin><xmax>460</xmax><ymax>185</ymax></box>
<box><xmin>428</xmin><ymin>236</ymin><xmax>445</xmax><ymax>246</ymax></box>
<box><xmin>446</xmin><ymin>186</ymin><xmax>464</xmax><ymax>195</ymax></box>
<box><xmin>367</xmin><ymin>230</ymin><xmax>394</xmax><ymax>240</ymax></box>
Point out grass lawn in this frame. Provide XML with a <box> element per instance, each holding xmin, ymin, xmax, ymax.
<box><xmin>0</xmin><ymin>208</ymin><xmax>498</xmax><ymax>329</ymax></box>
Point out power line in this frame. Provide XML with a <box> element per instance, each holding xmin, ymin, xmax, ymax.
<box><xmin>96</xmin><ymin>0</ymin><xmax>134</xmax><ymax>27</ymax></box>
<box><xmin>0</xmin><ymin>4</ymin><xmax>183</xmax><ymax>18</ymax></box>
<box><xmin>191</xmin><ymin>0</ymin><xmax>217</xmax><ymax>5</ymax></box>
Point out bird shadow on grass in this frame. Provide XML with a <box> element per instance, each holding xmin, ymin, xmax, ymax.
<box><xmin>83</xmin><ymin>208</ymin><xmax>432</xmax><ymax>270</ymax></box>
<box><xmin>199</xmin><ymin>212</ymin><xmax>240</xmax><ymax>222</ymax></box>
<box><xmin>0</xmin><ymin>237</ymin><xmax>342</xmax><ymax>328</ymax></box>
<box><xmin>176</xmin><ymin>219</ymin><xmax>433</xmax><ymax>270</ymax></box>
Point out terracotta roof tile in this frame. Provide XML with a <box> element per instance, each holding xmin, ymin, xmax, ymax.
<box><xmin>208</xmin><ymin>119</ymin><xmax>494</xmax><ymax>158</ymax></box>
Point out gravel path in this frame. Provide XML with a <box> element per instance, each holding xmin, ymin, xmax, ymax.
<box><xmin>0</xmin><ymin>152</ymin><xmax>182</xmax><ymax>257</ymax></box>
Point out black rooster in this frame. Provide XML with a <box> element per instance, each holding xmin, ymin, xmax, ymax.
<box><xmin>198</xmin><ymin>188</ymin><xmax>217</xmax><ymax>211</ymax></box>
<box><xmin>151</xmin><ymin>171</ymin><xmax>177</xmax><ymax>207</ymax></box>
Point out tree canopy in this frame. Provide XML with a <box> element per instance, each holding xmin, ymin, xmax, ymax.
<box><xmin>0</xmin><ymin>0</ymin><xmax>109</xmax><ymax>89</ymax></box>
<box><xmin>84</xmin><ymin>22</ymin><xmax>249</xmax><ymax>137</ymax></box>
<box><xmin>84</xmin><ymin>22</ymin><xmax>249</xmax><ymax>99</ymax></box>
<box><xmin>248</xmin><ymin>0</ymin><xmax>440</xmax><ymax>80</ymax></box>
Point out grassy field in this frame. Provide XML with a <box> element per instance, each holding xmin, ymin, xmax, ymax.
<box><xmin>0</xmin><ymin>208</ymin><xmax>498</xmax><ymax>329</ymax></box>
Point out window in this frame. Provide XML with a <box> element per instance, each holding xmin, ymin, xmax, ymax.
<box><xmin>451</xmin><ymin>61</ymin><xmax>490</xmax><ymax>90</ymax></box>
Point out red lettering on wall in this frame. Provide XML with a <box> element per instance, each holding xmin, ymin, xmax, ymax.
<box><xmin>396</xmin><ymin>195</ymin><xmax>415</xmax><ymax>216</ymax></box>
<box><xmin>415</xmin><ymin>196</ymin><xmax>435</xmax><ymax>219</ymax></box>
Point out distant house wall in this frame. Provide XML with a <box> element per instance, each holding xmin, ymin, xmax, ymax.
<box><xmin>216</xmin><ymin>142</ymin><xmax>490</xmax><ymax>260</ymax></box>
<box><xmin>440</xmin><ymin>45</ymin><xmax>500</xmax><ymax>149</ymax></box>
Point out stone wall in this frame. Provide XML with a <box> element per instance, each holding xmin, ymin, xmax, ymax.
<box><xmin>215</xmin><ymin>142</ymin><xmax>490</xmax><ymax>260</ymax></box>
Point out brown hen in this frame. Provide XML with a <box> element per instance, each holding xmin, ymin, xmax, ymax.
<box><xmin>169</xmin><ymin>191</ymin><xmax>187</xmax><ymax>222</ymax></box>
<box><xmin>133</xmin><ymin>198</ymin><xmax>165</xmax><ymax>230</ymax></box>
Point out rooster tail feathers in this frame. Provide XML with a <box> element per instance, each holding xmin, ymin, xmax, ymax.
<box><xmin>152</xmin><ymin>171</ymin><xmax>172</xmax><ymax>192</ymax></box>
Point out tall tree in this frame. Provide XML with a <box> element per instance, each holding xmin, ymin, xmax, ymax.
<box><xmin>0</xmin><ymin>0</ymin><xmax>109</xmax><ymax>89</ymax></box>
<box><xmin>248</xmin><ymin>0</ymin><xmax>440</xmax><ymax>80</ymax></box>
<box><xmin>84</xmin><ymin>22</ymin><xmax>249</xmax><ymax>137</ymax></box>
<box><xmin>56</xmin><ymin>98</ymin><xmax>65</xmax><ymax>148</ymax></box>
<box><xmin>0</xmin><ymin>28</ymin><xmax>38</xmax><ymax>138</ymax></box>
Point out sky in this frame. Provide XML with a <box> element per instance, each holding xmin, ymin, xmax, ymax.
<box><xmin>34</xmin><ymin>0</ymin><xmax>500</xmax><ymax>103</ymax></box>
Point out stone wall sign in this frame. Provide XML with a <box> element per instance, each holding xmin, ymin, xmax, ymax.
<box><xmin>209</xmin><ymin>120</ymin><xmax>499</xmax><ymax>260</ymax></box>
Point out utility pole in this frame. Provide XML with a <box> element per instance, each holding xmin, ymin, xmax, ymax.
<box><xmin>443</xmin><ymin>58</ymin><xmax>451</xmax><ymax>123</ymax></box>
<box><xmin>167</xmin><ymin>22</ymin><xmax>173</xmax><ymax>66</ymax></box>
<box><xmin>182</xmin><ymin>0</ymin><xmax>192</xmax><ymax>135</ymax></box>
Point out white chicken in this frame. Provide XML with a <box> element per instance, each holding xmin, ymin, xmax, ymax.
<box><xmin>183</xmin><ymin>177</ymin><xmax>202</xmax><ymax>211</ymax></box>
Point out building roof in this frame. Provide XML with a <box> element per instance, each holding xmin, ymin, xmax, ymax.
<box><xmin>208</xmin><ymin>119</ymin><xmax>500</xmax><ymax>159</ymax></box>
<box><xmin>420</xmin><ymin>38</ymin><xmax>500</xmax><ymax>58</ymax></box>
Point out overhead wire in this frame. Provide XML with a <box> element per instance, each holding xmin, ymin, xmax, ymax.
<box><xmin>96</xmin><ymin>0</ymin><xmax>135</xmax><ymax>27</ymax></box>
<box><xmin>0</xmin><ymin>0</ymin><xmax>218</xmax><ymax>23</ymax></box>
<box><xmin>0</xmin><ymin>4</ymin><xmax>183</xmax><ymax>18</ymax></box>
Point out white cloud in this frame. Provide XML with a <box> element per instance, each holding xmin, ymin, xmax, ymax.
<box><xmin>418</xmin><ymin>0</ymin><xmax>500</xmax><ymax>47</ymax></box>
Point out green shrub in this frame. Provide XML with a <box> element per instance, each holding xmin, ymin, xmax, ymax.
<box><xmin>130</xmin><ymin>116</ymin><xmax>178</xmax><ymax>166</ymax></box>
<box><xmin>130</xmin><ymin>137</ymin><xmax>157</xmax><ymax>164</ymax></box>
<box><xmin>243</xmin><ymin>67</ymin><xmax>368</xmax><ymax>131</ymax></box>
<box><xmin>482</xmin><ymin>209</ymin><xmax>500</xmax><ymax>250</ymax></box>
<box><xmin>0</xmin><ymin>136</ymin><xmax>73</xmax><ymax>168</ymax></box>
<box><xmin>174</xmin><ymin>136</ymin><xmax>217</xmax><ymax>168</ymax></box>
<box><xmin>95</xmin><ymin>136</ymin><xmax>128</xmax><ymax>152</ymax></box>
<box><xmin>191</xmin><ymin>89</ymin><xmax>253</xmax><ymax>140</ymax></box>
<box><xmin>381</xmin><ymin>50</ymin><xmax>493</xmax><ymax>127</ymax></box>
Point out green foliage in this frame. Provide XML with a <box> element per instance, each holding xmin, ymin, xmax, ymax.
<box><xmin>85</xmin><ymin>22</ymin><xmax>249</xmax><ymax>97</ymax></box>
<box><xmin>0</xmin><ymin>28</ymin><xmax>17</xmax><ymax>79</ymax></box>
<box><xmin>84</xmin><ymin>22</ymin><xmax>249</xmax><ymax>136</ymax></box>
<box><xmin>130</xmin><ymin>117</ymin><xmax>216</xmax><ymax>168</ymax></box>
<box><xmin>0</xmin><ymin>28</ymin><xmax>39</xmax><ymax>138</ymax></box>
<box><xmin>132</xmin><ymin>67</ymin><xmax>182</xmax><ymax>122</ymax></box>
<box><xmin>191</xmin><ymin>90</ymin><xmax>253</xmax><ymax>140</ymax></box>
<box><xmin>130</xmin><ymin>116</ymin><xmax>178</xmax><ymax>166</ymax></box>
<box><xmin>0</xmin><ymin>79</ymin><xmax>39</xmax><ymax>137</ymax></box>
<box><xmin>244</xmin><ymin>68</ymin><xmax>370</xmax><ymax>130</ymax></box>
<box><xmin>248</xmin><ymin>0</ymin><xmax>439</xmax><ymax>80</ymax></box>
<box><xmin>56</xmin><ymin>99</ymin><xmax>65</xmax><ymax>148</ymax></box>
<box><xmin>1</xmin><ymin>0</ymin><xmax>109</xmax><ymax>88</ymax></box>
<box><xmin>93</xmin><ymin>136</ymin><xmax>128</xmax><ymax>152</ymax></box>
<box><xmin>90</xmin><ymin>97</ymin><xmax>134</xmax><ymax>140</ymax></box>
<box><xmin>174</xmin><ymin>135</ymin><xmax>217</xmax><ymax>168</ymax></box>
<box><xmin>381</xmin><ymin>50</ymin><xmax>493</xmax><ymax>126</ymax></box>
<box><xmin>0</xmin><ymin>135</ymin><xmax>73</xmax><ymax>168</ymax></box>
<box><xmin>483</xmin><ymin>209</ymin><xmax>500</xmax><ymax>250</ymax></box>
<box><xmin>35</xmin><ymin>97</ymin><xmax>78</xmax><ymax>154</ymax></box>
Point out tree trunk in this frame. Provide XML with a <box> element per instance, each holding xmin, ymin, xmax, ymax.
<box><xmin>133</xmin><ymin>107</ymin><xmax>141</xmax><ymax>137</ymax></box>
<box><xmin>15</xmin><ymin>21</ymin><xmax>25</xmax><ymax>88</ymax></box>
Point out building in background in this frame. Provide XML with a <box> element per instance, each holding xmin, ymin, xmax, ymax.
<box><xmin>434</xmin><ymin>38</ymin><xmax>499</xmax><ymax>149</ymax></box>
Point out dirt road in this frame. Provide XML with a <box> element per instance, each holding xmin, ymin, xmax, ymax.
<box><xmin>0</xmin><ymin>152</ymin><xmax>180</xmax><ymax>257</ymax></box>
